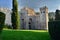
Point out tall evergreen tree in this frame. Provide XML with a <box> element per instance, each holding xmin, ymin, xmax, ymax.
<box><xmin>11</xmin><ymin>0</ymin><xmax>19</xmax><ymax>29</ymax></box>
<box><xmin>0</xmin><ymin>12</ymin><xmax>5</xmax><ymax>33</ymax></box>
<box><xmin>55</xmin><ymin>9</ymin><xmax>60</xmax><ymax>20</ymax></box>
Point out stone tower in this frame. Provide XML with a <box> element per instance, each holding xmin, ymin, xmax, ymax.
<box><xmin>20</xmin><ymin>7</ymin><xmax>29</xmax><ymax>29</ymax></box>
<box><xmin>40</xmin><ymin>6</ymin><xmax>48</xmax><ymax>30</ymax></box>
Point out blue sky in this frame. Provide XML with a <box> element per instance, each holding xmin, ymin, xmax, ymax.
<box><xmin>0</xmin><ymin>0</ymin><xmax>60</xmax><ymax>12</ymax></box>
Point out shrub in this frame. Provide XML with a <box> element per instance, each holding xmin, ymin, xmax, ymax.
<box><xmin>0</xmin><ymin>12</ymin><xmax>5</xmax><ymax>33</ymax></box>
<box><xmin>48</xmin><ymin>21</ymin><xmax>60</xmax><ymax>40</ymax></box>
<box><xmin>4</xmin><ymin>24</ymin><xmax>12</xmax><ymax>29</ymax></box>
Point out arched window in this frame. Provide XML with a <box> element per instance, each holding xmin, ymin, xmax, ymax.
<box><xmin>29</xmin><ymin>18</ymin><xmax>32</xmax><ymax>22</ymax></box>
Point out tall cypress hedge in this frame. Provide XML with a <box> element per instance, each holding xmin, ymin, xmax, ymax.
<box><xmin>48</xmin><ymin>21</ymin><xmax>60</xmax><ymax>40</ymax></box>
<box><xmin>0</xmin><ymin>12</ymin><xmax>5</xmax><ymax>33</ymax></box>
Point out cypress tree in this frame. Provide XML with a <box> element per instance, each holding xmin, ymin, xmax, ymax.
<box><xmin>11</xmin><ymin>0</ymin><xmax>19</xmax><ymax>29</ymax></box>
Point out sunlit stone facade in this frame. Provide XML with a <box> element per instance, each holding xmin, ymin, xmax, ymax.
<box><xmin>20</xmin><ymin>6</ymin><xmax>48</xmax><ymax>30</ymax></box>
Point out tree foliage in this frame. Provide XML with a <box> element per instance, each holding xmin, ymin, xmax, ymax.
<box><xmin>55</xmin><ymin>9</ymin><xmax>60</xmax><ymax>20</ymax></box>
<box><xmin>11</xmin><ymin>0</ymin><xmax>19</xmax><ymax>29</ymax></box>
<box><xmin>0</xmin><ymin>12</ymin><xmax>5</xmax><ymax>33</ymax></box>
<box><xmin>48</xmin><ymin>12</ymin><xmax>55</xmax><ymax>21</ymax></box>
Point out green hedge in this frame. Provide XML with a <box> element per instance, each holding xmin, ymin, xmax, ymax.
<box><xmin>48</xmin><ymin>21</ymin><xmax>60</xmax><ymax>40</ymax></box>
<box><xmin>4</xmin><ymin>24</ymin><xmax>12</xmax><ymax>29</ymax></box>
<box><xmin>0</xmin><ymin>12</ymin><xmax>5</xmax><ymax>33</ymax></box>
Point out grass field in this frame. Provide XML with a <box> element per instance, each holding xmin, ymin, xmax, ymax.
<box><xmin>0</xmin><ymin>30</ymin><xmax>50</xmax><ymax>40</ymax></box>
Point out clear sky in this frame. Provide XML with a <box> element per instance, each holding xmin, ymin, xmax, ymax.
<box><xmin>0</xmin><ymin>0</ymin><xmax>60</xmax><ymax>12</ymax></box>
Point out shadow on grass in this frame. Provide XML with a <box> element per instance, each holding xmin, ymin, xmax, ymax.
<box><xmin>1</xmin><ymin>30</ymin><xmax>50</xmax><ymax>40</ymax></box>
<box><xmin>0</xmin><ymin>30</ymin><xmax>2</xmax><ymax>40</ymax></box>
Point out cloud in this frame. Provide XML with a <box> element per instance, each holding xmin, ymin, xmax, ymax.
<box><xmin>58</xmin><ymin>6</ymin><xmax>60</xmax><ymax>10</ymax></box>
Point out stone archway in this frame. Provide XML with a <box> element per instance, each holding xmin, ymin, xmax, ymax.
<box><xmin>29</xmin><ymin>18</ymin><xmax>32</xmax><ymax>29</ymax></box>
<box><xmin>21</xmin><ymin>19</ymin><xmax>25</xmax><ymax>29</ymax></box>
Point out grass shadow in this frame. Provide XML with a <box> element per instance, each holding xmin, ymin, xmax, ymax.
<box><xmin>0</xmin><ymin>30</ymin><xmax>2</xmax><ymax>40</ymax></box>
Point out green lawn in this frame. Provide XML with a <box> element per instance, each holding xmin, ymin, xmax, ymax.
<box><xmin>0</xmin><ymin>30</ymin><xmax>50</xmax><ymax>40</ymax></box>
